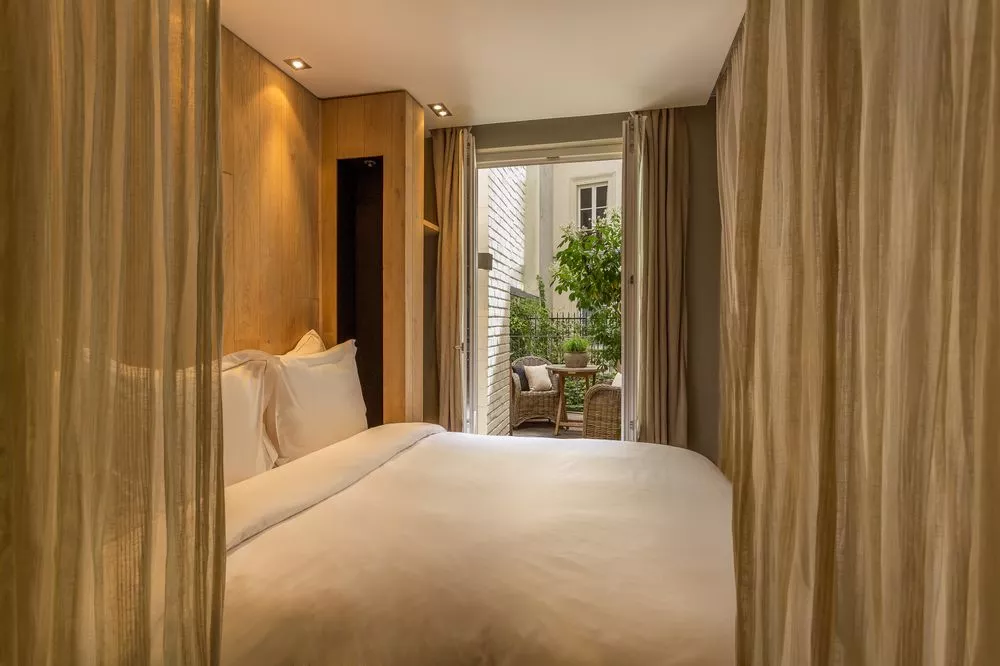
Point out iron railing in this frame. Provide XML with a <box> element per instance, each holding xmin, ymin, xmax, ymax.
<box><xmin>509</xmin><ymin>311</ymin><xmax>603</xmax><ymax>366</ymax></box>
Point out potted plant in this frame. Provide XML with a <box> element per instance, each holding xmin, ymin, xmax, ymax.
<box><xmin>562</xmin><ymin>336</ymin><xmax>590</xmax><ymax>368</ymax></box>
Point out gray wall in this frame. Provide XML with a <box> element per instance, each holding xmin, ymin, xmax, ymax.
<box><xmin>472</xmin><ymin>113</ymin><xmax>627</xmax><ymax>150</ymax></box>
<box><xmin>684</xmin><ymin>101</ymin><xmax>722</xmax><ymax>464</ymax></box>
<box><xmin>463</xmin><ymin>107</ymin><xmax>722</xmax><ymax>462</ymax></box>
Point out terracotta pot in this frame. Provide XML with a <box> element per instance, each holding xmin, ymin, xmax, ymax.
<box><xmin>564</xmin><ymin>352</ymin><xmax>588</xmax><ymax>368</ymax></box>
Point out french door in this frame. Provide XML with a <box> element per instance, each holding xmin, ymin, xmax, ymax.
<box><xmin>462</xmin><ymin>132</ymin><xmax>632</xmax><ymax>439</ymax></box>
<box><xmin>462</xmin><ymin>131</ymin><xmax>478</xmax><ymax>433</ymax></box>
<box><xmin>620</xmin><ymin>114</ymin><xmax>644</xmax><ymax>441</ymax></box>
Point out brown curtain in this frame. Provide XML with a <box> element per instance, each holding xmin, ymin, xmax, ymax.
<box><xmin>636</xmin><ymin>109</ymin><xmax>690</xmax><ymax>446</ymax></box>
<box><xmin>0</xmin><ymin>0</ymin><xmax>224</xmax><ymax>663</ymax></box>
<box><xmin>717</xmin><ymin>1</ymin><xmax>1000</xmax><ymax>664</ymax></box>
<box><xmin>432</xmin><ymin>128</ymin><xmax>470</xmax><ymax>431</ymax></box>
<box><xmin>717</xmin><ymin>23</ymin><xmax>746</xmax><ymax>481</ymax></box>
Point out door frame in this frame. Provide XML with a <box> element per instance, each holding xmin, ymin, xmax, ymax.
<box><xmin>467</xmin><ymin>140</ymin><xmax>629</xmax><ymax>440</ymax></box>
<box><xmin>463</xmin><ymin>131</ymin><xmax>478</xmax><ymax>433</ymax></box>
<box><xmin>620</xmin><ymin>115</ymin><xmax>643</xmax><ymax>442</ymax></box>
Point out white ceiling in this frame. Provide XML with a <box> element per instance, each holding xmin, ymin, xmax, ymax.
<box><xmin>221</xmin><ymin>0</ymin><xmax>745</xmax><ymax>129</ymax></box>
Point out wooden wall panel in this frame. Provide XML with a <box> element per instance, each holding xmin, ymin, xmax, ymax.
<box><xmin>222</xmin><ymin>172</ymin><xmax>236</xmax><ymax>353</ymax></box>
<box><xmin>319</xmin><ymin>101</ymin><xmax>339</xmax><ymax>346</ymax></box>
<box><xmin>405</xmin><ymin>97</ymin><xmax>425</xmax><ymax>419</ymax></box>
<box><xmin>221</xmin><ymin>29</ymin><xmax>235</xmax><ymax>174</ymax></box>
<box><xmin>288</xmin><ymin>69</ymin><xmax>320</xmax><ymax>347</ymax></box>
<box><xmin>258</xmin><ymin>62</ymin><xmax>285</xmax><ymax>352</ymax></box>
<box><xmin>380</xmin><ymin>94</ymin><xmax>407</xmax><ymax>422</ymax></box>
<box><xmin>337</xmin><ymin>96</ymin><xmax>367</xmax><ymax>158</ymax></box>
<box><xmin>220</xmin><ymin>28</ymin><xmax>320</xmax><ymax>354</ymax></box>
<box><xmin>230</xmin><ymin>36</ymin><xmax>262</xmax><ymax>352</ymax></box>
<box><xmin>319</xmin><ymin>92</ymin><xmax>425</xmax><ymax>423</ymax></box>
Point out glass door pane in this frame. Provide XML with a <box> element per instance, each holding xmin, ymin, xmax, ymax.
<box><xmin>620</xmin><ymin>116</ymin><xmax>644</xmax><ymax>441</ymax></box>
<box><xmin>463</xmin><ymin>132</ymin><xmax>478</xmax><ymax>433</ymax></box>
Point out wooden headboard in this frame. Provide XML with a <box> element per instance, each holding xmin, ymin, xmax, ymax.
<box><xmin>220</xmin><ymin>28</ymin><xmax>320</xmax><ymax>354</ymax></box>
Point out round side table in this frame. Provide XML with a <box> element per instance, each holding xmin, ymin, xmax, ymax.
<box><xmin>545</xmin><ymin>364</ymin><xmax>601</xmax><ymax>435</ymax></box>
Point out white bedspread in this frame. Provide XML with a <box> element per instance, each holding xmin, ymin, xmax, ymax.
<box><xmin>223</xmin><ymin>424</ymin><xmax>735</xmax><ymax>665</ymax></box>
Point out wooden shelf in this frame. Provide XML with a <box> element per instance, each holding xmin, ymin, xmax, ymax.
<box><xmin>422</xmin><ymin>219</ymin><xmax>440</xmax><ymax>234</ymax></box>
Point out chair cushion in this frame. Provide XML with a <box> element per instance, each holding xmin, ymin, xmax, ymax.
<box><xmin>513</xmin><ymin>365</ymin><xmax>529</xmax><ymax>391</ymax></box>
<box><xmin>524</xmin><ymin>365</ymin><xmax>553</xmax><ymax>392</ymax></box>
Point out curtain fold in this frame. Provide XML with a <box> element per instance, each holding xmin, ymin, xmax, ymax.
<box><xmin>635</xmin><ymin>109</ymin><xmax>691</xmax><ymax>447</ymax></box>
<box><xmin>717</xmin><ymin>1</ymin><xmax>1000</xmax><ymax>663</ymax></box>
<box><xmin>716</xmin><ymin>22</ymin><xmax>746</xmax><ymax>482</ymax></box>
<box><xmin>432</xmin><ymin>128</ymin><xmax>469</xmax><ymax>432</ymax></box>
<box><xmin>0</xmin><ymin>1</ymin><xmax>225</xmax><ymax>663</ymax></box>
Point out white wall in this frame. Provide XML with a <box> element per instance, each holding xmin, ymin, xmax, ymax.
<box><xmin>475</xmin><ymin>170</ymin><xmax>490</xmax><ymax>434</ymax></box>
<box><xmin>477</xmin><ymin>166</ymin><xmax>530</xmax><ymax>436</ymax></box>
<box><xmin>522</xmin><ymin>165</ymin><xmax>541</xmax><ymax>296</ymax></box>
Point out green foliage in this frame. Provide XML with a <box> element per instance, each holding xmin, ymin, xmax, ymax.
<box><xmin>551</xmin><ymin>209</ymin><xmax>622</xmax><ymax>369</ymax></box>
<box><xmin>585</xmin><ymin>306</ymin><xmax>620</xmax><ymax>372</ymax></box>
<box><xmin>552</xmin><ymin>209</ymin><xmax>621</xmax><ymax>312</ymax></box>
<box><xmin>562</xmin><ymin>336</ymin><xmax>589</xmax><ymax>353</ymax></box>
<box><xmin>510</xmin><ymin>277</ymin><xmax>563</xmax><ymax>362</ymax></box>
<box><xmin>562</xmin><ymin>379</ymin><xmax>586</xmax><ymax>413</ymax></box>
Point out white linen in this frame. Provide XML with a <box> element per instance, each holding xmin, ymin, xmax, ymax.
<box><xmin>286</xmin><ymin>329</ymin><xmax>325</xmax><ymax>356</ymax></box>
<box><xmin>270</xmin><ymin>340</ymin><xmax>367</xmax><ymax>462</ymax></box>
<box><xmin>221</xmin><ymin>356</ymin><xmax>275</xmax><ymax>485</ymax></box>
<box><xmin>223</xmin><ymin>427</ymin><xmax>735</xmax><ymax>665</ymax></box>
<box><xmin>524</xmin><ymin>364</ymin><xmax>552</xmax><ymax>391</ymax></box>
<box><xmin>225</xmin><ymin>422</ymin><xmax>442</xmax><ymax>550</ymax></box>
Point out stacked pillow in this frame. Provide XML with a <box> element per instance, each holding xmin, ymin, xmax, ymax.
<box><xmin>221</xmin><ymin>330</ymin><xmax>368</xmax><ymax>485</ymax></box>
<box><xmin>286</xmin><ymin>329</ymin><xmax>326</xmax><ymax>356</ymax></box>
<box><xmin>221</xmin><ymin>355</ymin><xmax>274</xmax><ymax>486</ymax></box>
<box><xmin>267</xmin><ymin>339</ymin><xmax>368</xmax><ymax>464</ymax></box>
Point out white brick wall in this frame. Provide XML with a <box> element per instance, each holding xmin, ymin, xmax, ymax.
<box><xmin>484</xmin><ymin>167</ymin><xmax>527</xmax><ymax>436</ymax></box>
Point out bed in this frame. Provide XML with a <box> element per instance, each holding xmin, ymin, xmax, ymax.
<box><xmin>222</xmin><ymin>423</ymin><xmax>735</xmax><ymax>665</ymax></box>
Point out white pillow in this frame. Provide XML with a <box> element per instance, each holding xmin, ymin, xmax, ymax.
<box><xmin>524</xmin><ymin>364</ymin><xmax>553</xmax><ymax>392</ymax></box>
<box><xmin>270</xmin><ymin>340</ymin><xmax>367</xmax><ymax>462</ymax></box>
<box><xmin>286</xmin><ymin>329</ymin><xmax>326</xmax><ymax>356</ymax></box>
<box><xmin>612</xmin><ymin>372</ymin><xmax>623</xmax><ymax>388</ymax></box>
<box><xmin>221</xmin><ymin>356</ymin><xmax>276</xmax><ymax>486</ymax></box>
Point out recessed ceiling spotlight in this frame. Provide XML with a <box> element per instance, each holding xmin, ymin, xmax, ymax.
<box><xmin>429</xmin><ymin>103</ymin><xmax>452</xmax><ymax>117</ymax></box>
<box><xmin>283</xmin><ymin>57</ymin><xmax>311</xmax><ymax>71</ymax></box>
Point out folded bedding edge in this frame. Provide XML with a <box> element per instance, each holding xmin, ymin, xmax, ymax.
<box><xmin>225</xmin><ymin>422</ymin><xmax>444</xmax><ymax>551</ymax></box>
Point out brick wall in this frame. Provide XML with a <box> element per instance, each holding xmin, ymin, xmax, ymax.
<box><xmin>484</xmin><ymin>167</ymin><xmax>527</xmax><ymax>435</ymax></box>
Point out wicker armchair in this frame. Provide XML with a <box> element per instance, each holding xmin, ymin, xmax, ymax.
<box><xmin>582</xmin><ymin>383</ymin><xmax>621</xmax><ymax>440</ymax></box>
<box><xmin>510</xmin><ymin>356</ymin><xmax>561</xmax><ymax>430</ymax></box>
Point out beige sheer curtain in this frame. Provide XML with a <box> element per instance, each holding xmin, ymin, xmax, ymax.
<box><xmin>432</xmin><ymin>128</ymin><xmax>470</xmax><ymax>431</ymax></box>
<box><xmin>717</xmin><ymin>23</ymin><xmax>746</xmax><ymax>481</ymax></box>
<box><xmin>718</xmin><ymin>2</ymin><xmax>1000</xmax><ymax>664</ymax></box>
<box><xmin>1</xmin><ymin>1</ymin><xmax>224</xmax><ymax>664</ymax></box>
<box><xmin>635</xmin><ymin>109</ymin><xmax>690</xmax><ymax>446</ymax></box>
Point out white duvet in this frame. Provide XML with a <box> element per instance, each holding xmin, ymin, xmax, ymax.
<box><xmin>223</xmin><ymin>424</ymin><xmax>735</xmax><ymax>665</ymax></box>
